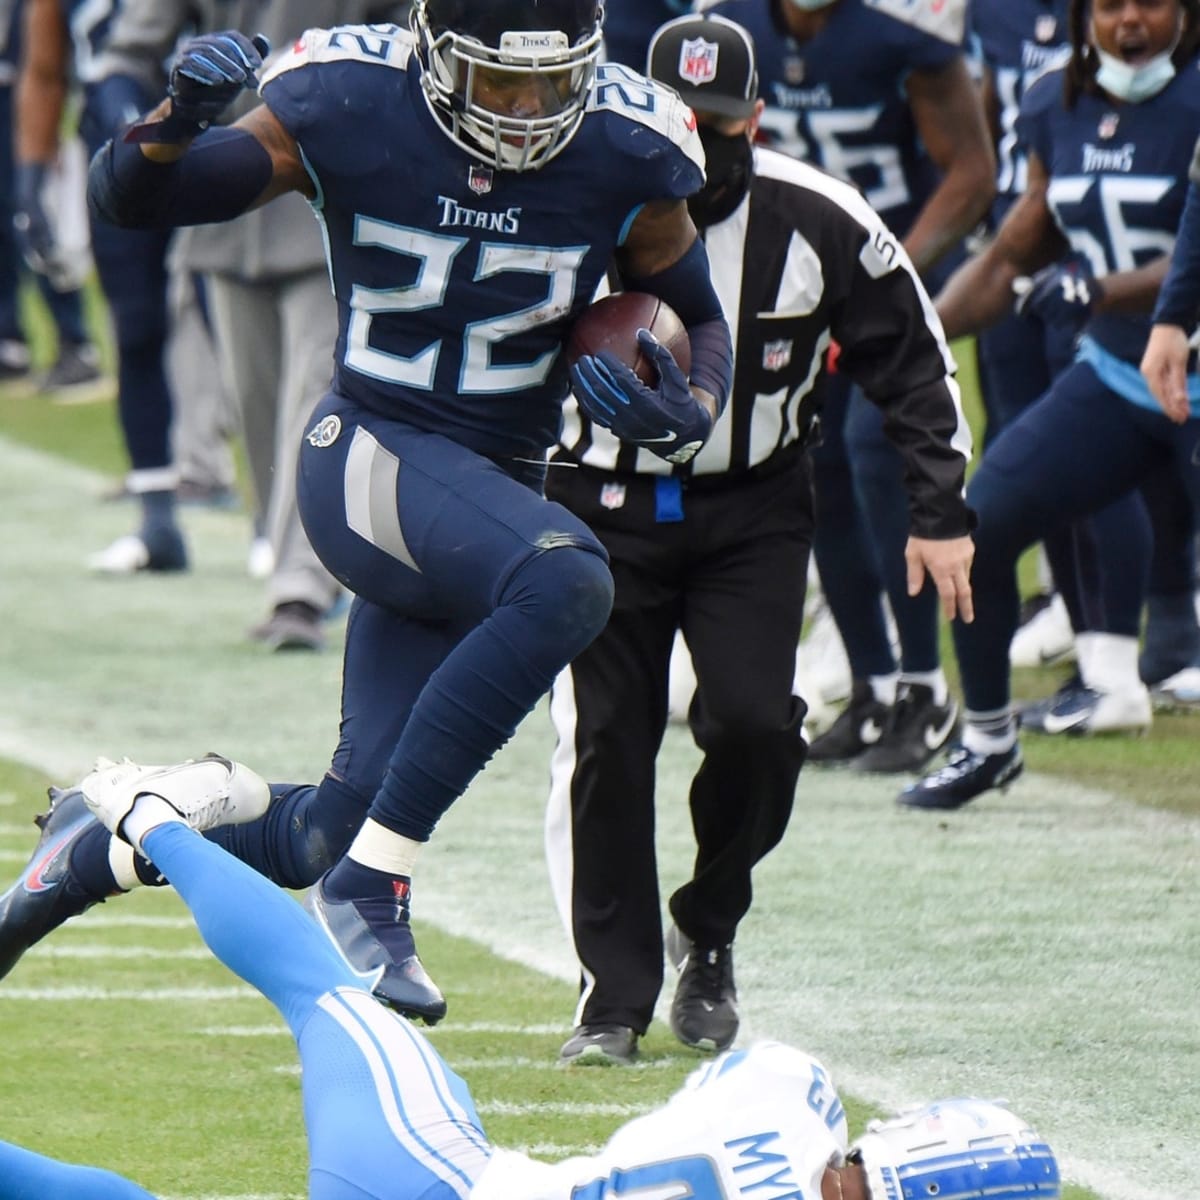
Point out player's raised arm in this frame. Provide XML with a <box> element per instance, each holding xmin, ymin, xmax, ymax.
<box><xmin>87</xmin><ymin>31</ymin><xmax>311</xmax><ymax>231</ymax></box>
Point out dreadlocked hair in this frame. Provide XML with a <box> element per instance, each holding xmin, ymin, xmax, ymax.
<box><xmin>1064</xmin><ymin>0</ymin><xmax>1200</xmax><ymax>107</ymax></box>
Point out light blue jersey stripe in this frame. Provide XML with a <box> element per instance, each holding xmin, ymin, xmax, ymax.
<box><xmin>1077</xmin><ymin>335</ymin><xmax>1200</xmax><ymax>418</ymax></box>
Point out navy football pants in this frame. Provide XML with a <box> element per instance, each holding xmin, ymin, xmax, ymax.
<box><xmin>215</xmin><ymin>394</ymin><xmax>613</xmax><ymax>880</ymax></box>
<box><xmin>953</xmin><ymin>360</ymin><xmax>1200</xmax><ymax>713</ymax></box>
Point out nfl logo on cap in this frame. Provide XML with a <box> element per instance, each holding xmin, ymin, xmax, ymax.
<box><xmin>679</xmin><ymin>37</ymin><xmax>719</xmax><ymax>86</ymax></box>
<box><xmin>648</xmin><ymin>13</ymin><xmax>759</xmax><ymax>120</ymax></box>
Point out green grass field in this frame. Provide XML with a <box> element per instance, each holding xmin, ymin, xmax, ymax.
<box><xmin>0</xmin><ymin>305</ymin><xmax>1195</xmax><ymax>1199</ymax></box>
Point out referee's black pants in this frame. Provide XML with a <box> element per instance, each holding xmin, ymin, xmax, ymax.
<box><xmin>545</xmin><ymin>452</ymin><xmax>813</xmax><ymax>1034</ymax></box>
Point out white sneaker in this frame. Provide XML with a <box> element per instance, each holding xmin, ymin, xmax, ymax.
<box><xmin>1150</xmin><ymin>666</ymin><xmax>1200</xmax><ymax>710</ymax></box>
<box><xmin>87</xmin><ymin>534</ymin><xmax>151</xmax><ymax>574</ymax></box>
<box><xmin>1010</xmin><ymin>593</ymin><xmax>1075</xmax><ymax>668</ymax></box>
<box><xmin>80</xmin><ymin>754</ymin><xmax>270</xmax><ymax>851</ymax></box>
<box><xmin>247</xmin><ymin>536</ymin><xmax>275</xmax><ymax>580</ymax></box>
<box><xmin>1039</xmin><ymin>685</ymin><xmax>1152</xmax><ymax>735</ymax></box>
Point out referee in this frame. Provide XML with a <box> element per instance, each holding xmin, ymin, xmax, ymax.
<box><xmin>546</xmin><ymin>12</ymin><xmax>975</xmax><ymax>1065</ymax></box>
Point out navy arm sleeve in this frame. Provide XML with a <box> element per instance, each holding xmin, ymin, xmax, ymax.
<box><xmin>1152</xmin><ymin>173</ymin><xmax>1200</xmax><ymax>331</ymax></box>
<box><xmin>88</xmin><ymin>125</ymin><xmax>274</xmax><ymax>229</ymax></box>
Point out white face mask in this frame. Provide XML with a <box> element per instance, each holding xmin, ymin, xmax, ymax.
<box><xmin>1091</xmin><ymin>21</ymin><xmax>1182</xmax><ymax>102</ymax></box>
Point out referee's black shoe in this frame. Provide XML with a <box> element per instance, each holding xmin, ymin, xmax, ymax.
<box><xmin>666</xmin><ymin>925</ymin><xmax>738</xmax><ymax>1052</ymax></box>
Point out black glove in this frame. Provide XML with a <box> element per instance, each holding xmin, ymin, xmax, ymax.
<box><xmin>570</xmin><ymin>329</ymin><xmax>712</xmax><ymax>465</ymax></box>
<box><xmin>126</xmin><ymin>31</ymin><xmax>270</xmax><ymax>144</ymax></box>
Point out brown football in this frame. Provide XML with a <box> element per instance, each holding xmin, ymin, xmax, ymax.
<box><xmin>565</xmin><ymin>292</ymin><xmax>692</xmax><ymax>386</ymax></box>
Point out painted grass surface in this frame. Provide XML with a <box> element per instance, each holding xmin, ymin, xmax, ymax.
<box><xmin>0</xmin><ymin>435</ymin><xmax>1195</xmax><ymax>1199</ymax></box>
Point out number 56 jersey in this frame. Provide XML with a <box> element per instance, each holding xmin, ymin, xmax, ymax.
<box><xmin>471</xmin><ymin>1042</ymin><xmax>849</xmax><ymax>1200</ymax></box>
<box><xmin>259</xmin><ymin>24</ymin><xmax>704</xmax><ymax>460</ymax></box>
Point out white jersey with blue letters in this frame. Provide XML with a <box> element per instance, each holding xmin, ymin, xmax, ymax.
<box><xmin>471</xmin><ymin>1042</ymin><xmax>848</xmax><ymax>1200</ymax></box>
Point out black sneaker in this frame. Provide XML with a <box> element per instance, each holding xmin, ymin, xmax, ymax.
<box><xmin>665</xmin><ymin>924</ymin><xmax>738</xmax><ymax>1052</ymax></box>
<box><xmin>897</xmin><ymin>743</ymin><xmax>1024</xmax><ymax>811</ymax></box>
<box><xmin>0</xmin><ymin>787</ymin><xmax>104</xmax><ymax>980</ymax></box>
<box><xmin>1019</xmin><ymin>674</ymin><xmax>1084</xmax><ymax>733</ymax></box>
<box><xmin>303</xmin><ymin>873</ymin><xmax>447</xmax><ymax>1024</ymax></box>
<box><xmin>807</xmin><ymin>680</ymin><xmax>890</xmax><ymax>764</ymax></box>
<box><xmin>39</xmin><ymin>342</ymin><xmax>108</xmax><ymax>404</ymax></box>
<box><xmin>249</xmin><ymin>601</ymin><xmax>326</xmax><ymax>652</ymax></box>
<box><xmin>855</xmin><ymin>683</ymin><xmax>959</xmax><ymax>774</ymax></box>
<box><xmin>559</xmin><ymin>1023</ymin><xmax>639</xmax><ymax>1065</ymax></box>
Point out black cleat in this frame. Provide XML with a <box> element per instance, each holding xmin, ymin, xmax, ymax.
<box><xmin>304</xmin><ymin>874</ymin><xmax>447</xmax><ymax>1024</ymax></box>
<box><xmin>897</xmin><ymin>743</ymin><xmax>1024</xmax><ymax>811</ymax></box>
<box><xmin>0</xmin><ymin>787</ymin><xmax>104</xmax><ymax>980</ymax></box>
<box><xmin>855</xmin><ymin>683</ymin><xmax>959</xmax><ymax>774</ymax></box>
<box><xmin>665</xmin><ymin>924</ymin><xmax>738</xmax><ymax>1052</ymax></box>
<box><xmin>807</xmin><ymin>680</ymin><xmax>890</xmax><ymax>764</ymax></box>
<box><xmin>559</xmin><ymin>1023</ymin><xmax>639</xmax><ymax>1065</ymax></box>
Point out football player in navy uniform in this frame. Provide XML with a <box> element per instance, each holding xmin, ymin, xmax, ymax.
<box><xmin>0</xmin><ymin>0</ymin><xmax>99</xmax><ymax>392</ymax></box>
<box><xmin>19</xmin><ymin>0</ymin><xmax>189</xmax><ymax>571</ymax></box>
<box><xmin>14</xmin><ymin>1</ymin><xmax>733</xmax><ymax>1023</ymax></box>
<box><xmin>702</xmin><ymin>0</ymin><xmax>995</xmax><ymax>773</ymax></box>
<box><xmin>901</xmin><ymin>0</ymin><xmax>1200</xmax><ymax>810</ymax></box>
<box><xmin>0</xmin><ymin>763</ymin><xmax>1061</xmax><ymax>1200</ymax></box>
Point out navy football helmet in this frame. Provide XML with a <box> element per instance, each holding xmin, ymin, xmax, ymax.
<box><xmin>849</xmin><ymin>1098</ymin><xmax>1061</xmax><ymax>1200</ymax></box>
<box><xmin>412</xmin><ymin>0</ymin><xmax>603</xmax><ymax>170</ymax></box>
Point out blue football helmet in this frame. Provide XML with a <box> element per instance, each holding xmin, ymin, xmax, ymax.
<box><xmin>412</xmin><ymin>0</ymin><xmax>603</xmax><ymax>171</ymax></box>
<box><xmin>849</xmin><ymin>1098</ymin><xmax>1061</xmax><ymax>1200</ymax></box>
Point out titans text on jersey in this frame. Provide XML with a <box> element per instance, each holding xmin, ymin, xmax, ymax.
<box><xmin>1019</xmin><ymin>57</ymin><xmax>1200</xmax><ymax>364</ymax></box>
<box><xmin>259</xmin><ymin>25</ymin><xmax>703</xmax><ymax>459</ymax></box>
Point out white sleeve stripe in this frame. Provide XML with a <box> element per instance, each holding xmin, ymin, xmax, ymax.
<box><xmin>319</xmin><ymin>989</ymin><xmax>487</xmax><ymax>1197</ymax></box>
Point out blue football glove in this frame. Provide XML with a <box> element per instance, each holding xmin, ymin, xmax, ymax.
<box><xmin>570</xmin><ymin>330</ymin><xmax>712</xmax><ymax>465</ymax></box>
<box><xmin>127</xmin><ymin>31</ymin><xmax>269</xmax><ymax>143</ymax></box>
<box><xmin>1013</xmin><ymin>256</ymin><xmax>1098</xmax><ymax>333</ymax></box>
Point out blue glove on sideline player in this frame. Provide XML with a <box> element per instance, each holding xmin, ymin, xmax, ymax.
<box><xmin>570</xmin><ymin>329</ymin><xmax>712</xmax><ymax>465</ymax></box>
<box><xmin>1013</xmin><ymin>256</ymin><xmax>1100</xmax><ymax>333</ymax></box>
<box><xmin>127</xmin><ymin>31</ymin><xmax>270</xmax><ymax>143</ymax></box>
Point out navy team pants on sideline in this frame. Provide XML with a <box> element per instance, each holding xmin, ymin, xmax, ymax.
<box><xmin>953</xmin><ymin>360</ymin><xmax>1200</xmax><ymax>714</ymax></box>
<box><xmin>0</xmin><ymin>823</ymin><xmax>491</xmax><ymax>1200</ymax></box>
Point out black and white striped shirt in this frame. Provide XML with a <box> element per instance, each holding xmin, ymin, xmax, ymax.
<box><xmin>557</xmin><ymin>147</ymin><xmax>974</xmax><ymax>539</ymax></box>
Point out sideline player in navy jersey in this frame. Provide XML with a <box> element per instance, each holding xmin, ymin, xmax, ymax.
<box><xmin>0</xmin><ymin>0</ymin><xmax>99</xmax><ymax>392</ymax></box>
<box><xmin>900</xmin><ymin>0</ymin><xmax>1200</xmax><ymax>810</ymax></box>
<box><xmin>19</xmin><ymin>0</ymin><xmax>188</xmax><ymax>571</ymax></box>
<box><xmin>704</xmin><ymin>0</ymin><xmax>995</xmax><ymax>774</ymax></box>
<box><xmin>63</xmin><ymin>2</ymin><xmax>734</xmax><ymax>1023</ymax></box>
<box><xmin>970</xmin><ymin>0</ymin><xmax>1158</xmax><ymax>737</ymax></box>
<box><xmin>0</xmin><ymin>763</ymin><xmax>1061</xmax><ymax>1200</ymax></box>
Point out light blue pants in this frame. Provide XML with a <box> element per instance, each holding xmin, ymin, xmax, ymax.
<box><xmin>0</xmin><ymin>823</ymin><xmax>492</xmax><ymax>1200</ymax></box>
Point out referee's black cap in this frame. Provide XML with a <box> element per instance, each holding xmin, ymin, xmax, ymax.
<box><xmin>647</xmin><ymin>13</ymin><xmax>759</xmax><ymax>120</ymax></box>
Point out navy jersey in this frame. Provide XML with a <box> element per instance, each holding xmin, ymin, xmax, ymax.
<box><xmin>969</xmin><ymin>0</ymin><xmax>1070</xmax><ymax>217</ymax></box>
<box><xmin>1019</xmin><ymin>58</ymin><xmax>1200</xmax><ymax>364</ymax></box>
<box><xmin>602</xmin><ymin>0</ymin><xmax>690</xmax><ymax>70</ymax></box>
<box><xmin>60</xmin><ymin>0</ymin><xmax>123</xmax><ymax>83</ymax></box>
<box><xmin>261</xmin><ymin>25</ymin><xmax>703</xmax><ymax>459</ymax></box>
<box><xmin>702</xmin><ymin>0</ymin><xmax>963</xmax><ymax>234</ymax></box>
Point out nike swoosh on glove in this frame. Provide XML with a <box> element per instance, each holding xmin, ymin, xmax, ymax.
<box><xmin>570</xmin><ymin>329</ymin><xmax>712</xmax><ymax>465</ymax></box>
